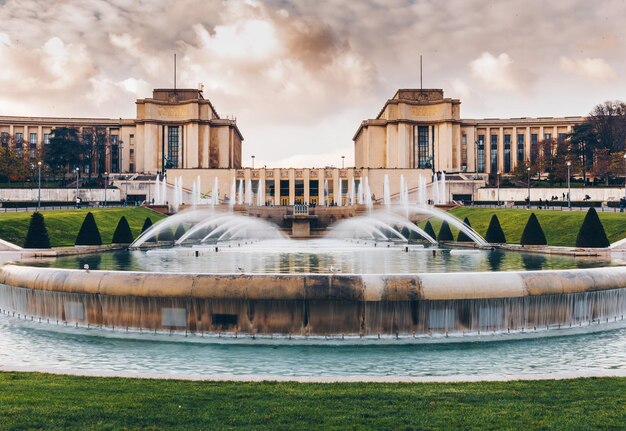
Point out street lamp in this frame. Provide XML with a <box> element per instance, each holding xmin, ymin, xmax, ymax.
<box><xmin>251</xmin><ymin>155</ymin><xmax>255</xmax><ymax>169</ymax></box>
<box><xmin>496</xmin><ymin>171</ymin><xmax>500</xmax><ymax>207</ymax></box>
<box><xmin>526</xmin><ymin>167</ymin><xmax>531</xmax><ymax>209</ymax></box>
<box><xmin>37</xmin><ymin>161</ymin><xmax>42</xmax><ymax>210</ymax></box>
<box><xmin>104</xmin><ymin>171</ymin><xmax>108</xmax><ymax>207</ymax></box>
<box><xmin>341</xmin><ymin>156</ymin><xmax>345</xmax><ymax>169</ymax></box>
<box><xmin>75</xmin><ymin>167</ymin><xmax>80</xmax><ymax>208</ymax></box>
<box><xmin>566</xmin><ymin>161</ymin><xmax>571</xmax><ymax>209</ymax></box>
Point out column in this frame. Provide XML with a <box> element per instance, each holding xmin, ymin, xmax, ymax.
<box><xmin>274</xmin><ymin>169</ymin><xmax>281</xmax><ymax>206</ymax></box>
<box><xmin>304</xmin><ymin>169</ymin><xmax>310</xmax><ymax>204</ymax></box>
<box><xmin>525</xmin><ymin>127</ymin><xmax>531</xmax><ymax>163</ymax></box>
<box><xmin>37</xmin><ymin>125</ymin><xmax>43</xmax><ymax>155</ymax></box>
<box><xmin>484</xmin><ymin>127</ymin><xmax>490</xmax><ymax>174</ymax></box>
<box><xmin>289</xmin><ymin>169</ymin><xmax>295</xmax><ymax>206</ymax></box>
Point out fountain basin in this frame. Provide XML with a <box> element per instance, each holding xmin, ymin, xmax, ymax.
<box><xmin>1</xmin><ymin>264</ymin><xmax>625</xmax><ymax>338</ymax></box>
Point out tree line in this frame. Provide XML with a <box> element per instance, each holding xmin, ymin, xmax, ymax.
<box><xmin>512</xmin><ymin>100</ymin><xmax>626</xmax><ymax>185</ymax></box>
<box><xmin>0</xmin><ymin>127</ymin><xmax>114</xmax><ymax>183</ymax></box>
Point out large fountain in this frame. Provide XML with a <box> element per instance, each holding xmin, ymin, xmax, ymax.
<box><xmin>1</xmin><ymin>198</ymin><xmax>625</xmax><ymax>341</ymax></box>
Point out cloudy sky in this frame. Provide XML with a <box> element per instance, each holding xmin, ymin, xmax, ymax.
<box><xmin>0</xmin><ymin>0</ymin><xmax>624</xmax><ymax>167</ymax></box>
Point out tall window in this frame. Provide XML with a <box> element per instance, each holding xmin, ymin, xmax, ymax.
<box><xmin>503</xmin><ymin>134</ymin><xmax>511</xmax><ymax>173</ymax></box>
<box><xmin>265</xmin><ymin>180</ymin><xmax>275</xmax><ymax>204</ymax></box>
<box><xmin>557</xmin><ymin>133</ymin><xmax>566</xmax><ymax>141</ymax></box>
<box><xmin>167</xmin><ymin>126</ymin><xmax>179</xmax><ymax>168</ymax></box>
<box><xmin>280</xmin><ymin>180</ymin><xmax>289</xmax><ymax>204</ymax></box>
<box><xmin>1</xmin><ymin>132</ymin><xmax>8</xmax><ymax>147</ymax></box>
<box><xmin>44</xmin><ymin>133</ymin><xmax>50</xmax><ymax>145</ymax></box>
<box><xmin>530</xmin><ymin>134</ymin><xmax>538</xmax><ymax>164</ymax></box>
<box><xmin>544</xmin><ymin>133</ymin><xmax>552</xmax><ymax>140</ymax></box>
<box><xmin>490</xmin><ymin>134</ymin><xmax>498</xmax><ymax>173</ymax></box>
<box><xmin>29</xmin><ymin>133</ymin><xmax>37</xmax><ymax>158</ymax></box>
<box><xmin>129</xmin><ymin>148</ymin><xmax>135</xmax><ymax>173</ymax></box>
<box><xmin>111</xmin><ymin>134</ymin><xmax>119</xmax><ymax>173</ymax></box>
<box><xmin>517</xmin><ymin>134</ymin><xmax>524</xmax><ymax>162</ymax></box>
<box><xmin>414</xmin><ymin>125</ymin><xmax>430</xmax><ymax>168</ymax></box>
<box><xmin>15</xmin><ymin>132</ymin><xmax>23</xmax><ymax>156</ymax></box>
<box><xmin>477</xmin><ymin>135</ymin><xmax>485</xmax><ymax>173</ymax></box>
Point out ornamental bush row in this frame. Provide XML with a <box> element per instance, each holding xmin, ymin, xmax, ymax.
<box><xmin>440</xmin><ymin>208</ymin><xmax>609</xmax><ymax>247</ymax></box>
<box><xmin>23</xmin><ymin>214</ymin><xmax>157</xmax><ymax>248</ymax></box>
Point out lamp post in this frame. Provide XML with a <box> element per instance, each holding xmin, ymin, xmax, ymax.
<box><xmin>37</xmin><ymin>161</ymin><xmax>42</xmax><ymax>210</ymax></box>
<box><xmin>104</xmin><ymin>171</ymin><xmax>108</xmax><ymax>207</ymax></box>
<box><xmin>341</xmin><ymin>155</ymin><xmax>345</xmax><ymax>169</ymax></box>
<box><xmin>251</xmin><ymin>155</ymin><xmax>255</xmax><ymax>169</ymax></box>
<box><xmin>566</xmin><ymin>161</ymin><xmax>571</xmax><ymax>209</ymax></box>
<box><xmin>496</xmin><ymin>171</ymin><xmax>500</xmax><ymax>207</ymax></box>
<box><xmin>526</xmin><ymin>167</ymin><xmax>531</xmax><ymax>209</ymax></box>
<box><xmin>75</xmin><ymin>167</ymin><xmax>80</xmax><ymax>208</ymax></box>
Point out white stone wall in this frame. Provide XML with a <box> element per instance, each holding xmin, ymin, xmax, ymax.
<box><xmin>0</xmin><ymin>188</ymin><xmax>121</xmax><ymax>202</ymax></box>
<box><xmin>476</xmin><ymin>187</ymin><xmax>626</xmax><ymax>203</ymax></box>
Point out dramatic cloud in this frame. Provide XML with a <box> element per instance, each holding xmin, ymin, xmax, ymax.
<box><xmin>0</xmin><ymin>0</ymin><xmax>624</xmax><ymax>165</ymax></box>
<box><xmin>469</xmin><ymin>52</ymin><xmax>534</xmax><ymax>92</ymax></box>
<box><xmin>559</xmin><ymin>57</ymin><xmax>617</xmax><ymax>81</ymax></box>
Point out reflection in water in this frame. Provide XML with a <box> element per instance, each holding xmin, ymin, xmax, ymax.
<box><xmin>22</xmin><ymin>240</ymin><xmax>615</xmax><ymax>275</ymax></box>
<box><xmin>488</xmin><ymin>250</ymin><xmax>505</xmax><ymax>271</ymax></box>
<box><xmin>522</xmin><ymin>254</ymin><xmax>546</xmax><ymax>271</ymax></box>
<box><xmin>112</xmin><ymin>251</ymin><xmax>135</xmax><ymax>270</ymax></box>
<box><xmin>1</xmin><ymin>316</ymin><xmax>626</xmax><ymax>378</ymax></box>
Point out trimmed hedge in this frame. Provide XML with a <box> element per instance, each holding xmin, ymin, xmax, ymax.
<box><xmin>75</xmin><ymin>212</ymin><xmax>102</xmax><ymax>246</ymax></box>
<box><xmin>438</xmin><ymin>221</ymin><xmax>454</xmax><ymax>241</ymax></box>
<box><xmin>111</xmin><ymin>216</ymin><xmax>134</xmax><ymax>244</ymax></box>
<box><xmin>485</xmin><ymin>215</ymin><xmax>506</xmax><ymax>244</ymax></box>
<box><xmin>423</xmin><ymin>221</ymin><xmax>437</xmax><ymax>241</ymax></box>
<box><xmin>520</xmin><ymin>213</ymin><xmax>547</xmax><ymax>246</ymax></box>
<box><xmin>457</xmin><ymin>217</ymin><xmax>473</xmax><ymax>242</ymax></box>
<box><xmin>575</xmin><ymin>208</ymin><xmax>610</xmax><ymax>248</ymax></box>
<box><xmin>157</xmin><ymin>227</ymin><xmax>175</xmax><ymax>242</ymax></box>
<box><xmin>23</xmin><ymin>212</ymin><xmax>50</xmax><ymax>249</ymax></box>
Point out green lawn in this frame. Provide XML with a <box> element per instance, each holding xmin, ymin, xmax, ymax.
<box><xmin>424</xmin><ymin>207</ymin><xmax>626</xmax><ymax>247</ymax></box>
<box><xmin>0</xmin><ymin>207</ymin><xmax>165</xmax><ymax>247</ymax></box>
<box><xmin>0</xmin><ymin>372</ymin><xmax>624</xmax><ymax>430</ymax></box>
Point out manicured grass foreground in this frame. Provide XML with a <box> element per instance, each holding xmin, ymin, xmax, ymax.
<box><xmin>444</xmin><ymin>207</ymin><xmax>626</xmax><ymax>247</ymax></box>
<box><xmin>0</xmin><ymin>373</ymin><xmax>625</xmax><ymax>431</ymax></box>
<box><xmin>0</xmin><ymin>207</ymin><xmax>165</xmax><ymax>247</ymax></box>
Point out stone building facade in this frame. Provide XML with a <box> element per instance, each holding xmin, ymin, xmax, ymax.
<box><xmin>0</xmin><ymin>88</ymin><xmax>242</xmax><ymax>176</ymax></box>
<box><xmin>0</xmin><ymin>87</ymin><xmax>586</xmax><ymax>205</ymax></box>
<box><xmin>354</xmin><ymin>89</ymin><xmax>584</xmax><ymax>175</ymax></box>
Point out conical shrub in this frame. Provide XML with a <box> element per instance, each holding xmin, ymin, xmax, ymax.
<box><xmin>400</xmin><ymin>226</ymin><xmax>411</xmax><ymax>241</ymax></box>
<box><xmin>485</xmin><ymin>214</ymin><xmax>506</xmax><ymax>244</ymax></box>
<box><xmin>423</xmin><ymin>220</ymin><xmax>437</xmax><ymax>241</ymax></box>
<box><xmin>520</xmin><ymin>213</ymin><xmax>547</xmax><ymax>246</ymax></box>
<box><xmin>575</xmin><ymin>208</ymin><xmax>609</xmax><ymax>248</ymax></box>
<box><xmin>111</xmin><ymin>216</ymin><xmax>134</xmax><ymax>244</ymax></box>
<box><xmin>157</xmin><ymin>227</ymin><xmax>174</xmax><ymax>242</ymax></box>
<box><xmin>141</xmin><ymin>217</ymin><xmax>156</xmax><ymax>243</ymax></box>
<box><xmin>438</xmin><ymin>220</ymin><xmax>454</xmax><ymax>242</ymax></box>
<box><xmin>174</xmin><ymin>224</ymin><xmax>186</xmax><ymax>240</ymax></box>
<box><xmin>141</xmin><ymin>217</ymin><xmax>153</xmax><ymax>233</ymax></box>
<box><xmin>23</xmin><ymin>212</ymin><xmax>51</xmax><ymax>249</ymax></box>
<box><xmin>75</xmin><ymin>212</ymin><xmax>102</xmax><ymax>246</ymax></box>
<box><xmin>457</xmin><ymin>217</ymin><xmax>473</xmax><ymax>242</ymax></box>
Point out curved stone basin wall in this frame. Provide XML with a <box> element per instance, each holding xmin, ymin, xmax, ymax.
<box><xmin>1</xmin><ymin>264</ymin><xmax>626</xmax><ymax>337</ymax></box>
